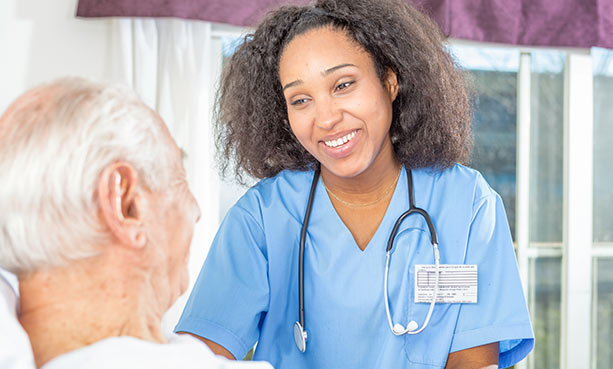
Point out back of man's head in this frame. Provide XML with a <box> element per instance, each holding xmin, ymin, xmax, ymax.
<box><xmin>0</xmin><ymin>77</ymin><xmax>175</xmax><ymax>275</ymax></box>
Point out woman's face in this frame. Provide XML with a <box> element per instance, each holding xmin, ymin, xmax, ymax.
<box><xmin>279</xmin><ymin>27</ymin><xmax>398</xmax><ymax>179</ymax></box>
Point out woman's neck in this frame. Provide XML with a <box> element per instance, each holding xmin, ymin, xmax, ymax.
<box><xmin>320</xmin><ymin>145</ymin><xmax>401</xmax><ymax>206</ymax></box>
<box><xmin>18</xmin><ymin>257</ymin><xmax>166</xmax><ymax>368</ymax></box>
<box><xmin>319</xmin><ymin>142</ymin><xmax>401</xmax><ymax>249</ymax></box>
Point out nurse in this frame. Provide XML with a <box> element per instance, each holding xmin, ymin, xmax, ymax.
<box><xmin>176</xmin><ymin>0</ymin><xmax>534</xmax><ymax>367</ymax></box>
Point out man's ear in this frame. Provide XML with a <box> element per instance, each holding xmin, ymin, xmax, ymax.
<box><xmin>385</xmin><ymin>69</ymin><xmax>399</xmax><ymax>102</ymax></box>
<box><xmin>98</xmin><ymin>162</ymin><xmax>147</xmax><ymax>249</ymax></box>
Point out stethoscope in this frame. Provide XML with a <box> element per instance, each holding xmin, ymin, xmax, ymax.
<box><xmin>293</xmin><ymin>167</ymin><xmax>440</xmax><ymax>352</ymax></box>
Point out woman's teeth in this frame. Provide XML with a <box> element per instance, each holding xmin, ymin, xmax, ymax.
<box><xmin>324</xmin><ymin>131</ymin><xmax>356</xmax><ymax>148</ymax></box>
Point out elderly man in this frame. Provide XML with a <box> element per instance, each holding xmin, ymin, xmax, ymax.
<box><xmin>0</xmin><ymin>78</ymin><xmax>272</xmax><ymax>369</ymax></box>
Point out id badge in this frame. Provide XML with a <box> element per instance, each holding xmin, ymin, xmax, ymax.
<box><xmin>414</xmin><ymin>264</ymin><xmax>478</xmax><ymax>304</ymax></box>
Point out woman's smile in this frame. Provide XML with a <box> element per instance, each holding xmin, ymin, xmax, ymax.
<box><xmin>322</xmin><ymin>130</ymin><xmax>357</xmax><ymax>148</ymax></box>
<box><xmin>319</xmin><ymin>129</ymin><xmax>361</xmax><ymax>159</ymax></box>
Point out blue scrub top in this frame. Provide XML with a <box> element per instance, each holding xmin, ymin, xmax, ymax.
<box><xmin>176</xmin><ymin>164</ymin><xmax>534</xmax><ymax>368</ymax></box>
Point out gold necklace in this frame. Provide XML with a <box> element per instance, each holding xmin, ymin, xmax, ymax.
<box><xmin>322</xmin><ymin>168</ymin><xmax>402</xmax><ymax>208</ymax></box>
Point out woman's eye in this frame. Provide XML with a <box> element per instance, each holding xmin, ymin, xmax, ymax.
<box><xmin>290</xmin><ymin>98</ymin><xmax>309</xmax><ymax>106</ymax></box>
<box><xmin>336</xmin><ymin>81</ymin><xmax>354</xmax><ymax>91</ymax></box>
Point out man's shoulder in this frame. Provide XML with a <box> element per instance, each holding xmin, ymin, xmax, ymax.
<box><xmin>42</xmin><ymin>335</ymin><xmax>272</xmax><ymax>369</ymax></box>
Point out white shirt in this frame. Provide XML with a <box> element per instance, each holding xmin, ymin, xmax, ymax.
<box><xmin>0</xmin><ymin>269</ymin><xmax>35</xmax><ymax>369</ymax></box>
<box><xmin>42</xmin><ymin>334</ymin><xmax>273</xmax><ymax>369</ymax></box>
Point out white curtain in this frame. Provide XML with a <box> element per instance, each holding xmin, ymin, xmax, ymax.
<box><xmin>109</xmin><ymin>18</ymin><xmax>222</xmax><ymax>334</ymax></box>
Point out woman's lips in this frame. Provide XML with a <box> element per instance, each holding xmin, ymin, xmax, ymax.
<box><xmin>319</xmin><ymin>129</ymin><xmax>360</xmax><ymax>159</ymax></box>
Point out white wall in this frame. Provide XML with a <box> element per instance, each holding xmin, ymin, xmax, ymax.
<box><xmin>0</xmin><ymin>2</ymin><xmax>225</xmax><ymax>334</ymax></box>
<box><xmin>0</xmin><ymin>0</ymin><xmax>113</xmax><ymax>112</ymax></box>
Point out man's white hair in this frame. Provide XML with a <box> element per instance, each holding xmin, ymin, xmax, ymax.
<box><xmin>0</xmin><ymin>77</ymin><xmax>175</xmax><ymax>274</ymax></box>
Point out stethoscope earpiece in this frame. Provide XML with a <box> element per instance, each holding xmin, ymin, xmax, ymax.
<box><xmin>407</xmin><ymin>320</ymin><xmax>418</xmax><ymax>331</ymax></box>
<box><xmin>392</xmin><ymin>320</ymin><xmax>419</xmax><ymax>335</ymax></box>
<box><xmin>392</xmin><ymin>323</ymin><xmax>405</xmax><ymax>335</ymax></box>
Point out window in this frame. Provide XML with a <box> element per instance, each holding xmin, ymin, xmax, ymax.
<box><xmin>593</xmin><ymin>48</ymin><xmax>613</xmax><ymax>244</ymax></box>
<box><xmin>450</xmin><ymin>44</ymin><xmax>519</xmax><ymax>235</ymax></box>
<box><xmin>530</xmin><ymin>256</ymin><xmax>562</xmax><ymax>368</ymax></box>
<box><xmin>592</xmin><ymin>47</ymin><xmax>613</xmax><ymax>368</ymax></box>
<box><xmin>527</xmin><ymin>50</ymin><xmax>565</xmax><ymax>369</ymax></box>
<box><xmin>450</xmin><ymin>44</ymin><xmax>566</xmax><ymax>369</ymax></box>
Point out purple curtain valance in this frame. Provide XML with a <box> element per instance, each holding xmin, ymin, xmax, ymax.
<box><xmin>76</xmin><ymin>0</ymin><xmax>613</xmax><ymax>50</ymax></box>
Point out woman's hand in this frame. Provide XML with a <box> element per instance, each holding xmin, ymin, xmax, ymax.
<box><xmin>445</xmin><ymin>342</ymin><xmax>499</xmax><ymax>369</ymax></box>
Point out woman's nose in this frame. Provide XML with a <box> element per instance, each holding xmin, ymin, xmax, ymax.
<box><xmin>314</xmin><ymin>100</ymin><xmax>342</xmax><ymax>130</ymax></box>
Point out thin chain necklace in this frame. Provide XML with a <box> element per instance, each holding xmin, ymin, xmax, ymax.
<box><xmin>322</xmin><ymin>167</ymin><xmax>402</xmax><ymax>208</ymax></box>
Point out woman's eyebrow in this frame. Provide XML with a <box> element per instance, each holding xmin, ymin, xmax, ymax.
<box><xmin>322</xmin><ymin>63</ymin><xmax>356</xmax><ymax>76</ymax></box>
<box><xmin>283</xmin><ymin>79</ymin><xmax>303</xmax><ymax>91</ymax></box>
<box><xmin>283</xmin><ymin>63</ymin><xmax>357</xmax><ymax>91</ymax></box>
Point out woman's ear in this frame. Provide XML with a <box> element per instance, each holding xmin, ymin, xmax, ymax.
<box><xmin>385</xmin><ymin>69</ymin><xmax>399</xmax><ymax>102</ymax></box>
<box><xmin>98</xmin><ymin>162</ymin><xmax>147</xmax><ymax>249</ymax></box>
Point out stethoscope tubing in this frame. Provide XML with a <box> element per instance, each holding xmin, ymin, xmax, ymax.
<box><xmin>298</xmin><ymin>168</ymin><xmax>321</xmax><ymax>330</ymax></box>
<box><xmin>386</xmin><ymin>207</ymin><xmax>437</xmax><ymax>252</ymax></box>
<box><xmin>384</xmin><ymin>244</ymin><xmax>440</xmax><ymax>335</ymax></box>
<box><xmin>296</xmin><ymin>167</ymin><xmax>440</xmax><ymax>352</ymax></box>
<box><xmin>383</xmin><ymin>168</ymin><xmax>440</xmax><ymax>335</ymax></box>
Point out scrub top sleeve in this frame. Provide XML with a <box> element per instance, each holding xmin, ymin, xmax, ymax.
<box><xmin>449</xmin><ymin>190</ymin><xmax>534</xmax><ymax>368</ymax></box>
<box><xmin>175</xmin><ymin>204</ymin><xmax>270</xmax><ymax>360</ymax></box>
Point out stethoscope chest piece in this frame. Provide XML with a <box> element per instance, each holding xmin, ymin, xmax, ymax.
<box><xmin>293</xmin><ymin>321</ymin><xmax>307</xmax><ymax>352</ymax></box>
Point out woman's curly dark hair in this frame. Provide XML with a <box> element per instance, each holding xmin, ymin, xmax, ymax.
<box><xmin>216</xmin><ymin>0</ymin><xmax>473</xmax><ymax>182</ymax></box>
